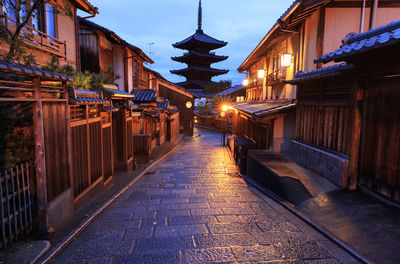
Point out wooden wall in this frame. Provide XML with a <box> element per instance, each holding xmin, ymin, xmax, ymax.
<box><xmin>43</xmin><ymin>102</ymin><xmax>70</xmax><ymax>202</ymax></box>
<box><xmin>69</xmin><ymin>105</ymin><xmax>113</xmax><ymax>199</ymax></box>
<box><xmin>296</xmin><ymin>79</ymin><xmax>352</xmax><ymax>154</ymax></box>
<box><xmin>159</xmin><ymin>84</ymin><xmax>193</xmax><ymax>135</ymax></box>
<box><xmin>79</xmin><ymin>28</ymin><xmax>100</xmax><ymax>74</ymax></box>
<box><xmin>232</xmin><ymin>112</ymin><xmax>272</xmax><ymax>150</ymax></box>
<box><xmin>360</xmin><ymin>77</ymin><xmax>400</xmax><ymax>202</ymax></box>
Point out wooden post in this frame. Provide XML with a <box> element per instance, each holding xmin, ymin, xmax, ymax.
<box><xmin>348</xmin><ymin>79</ymin><xmax>363</xmax><ymax>190</ymax></box>
<box><xmin>64</xmin><ymin>81</ymin><xmax>73</xmax><ymax>200</ymax></box>
<box><xmin>32</xmin><ymin>77</ymin><xmax>49</xmax><ymax>234</ymax></box>
<box><xmin>316</xmin><ymin>7</ymin><xmax>326</xmax><ymax>69</ymax></box>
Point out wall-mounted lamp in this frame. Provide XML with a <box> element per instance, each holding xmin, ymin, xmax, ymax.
<box><xmin>280</xmin><ymin>54</ymin><xmax>292</xmax><ymax>67</ymax></box>
<box><xmin>257</xmin><ymin>69</ymin><xmax>265</xmax><ymax>79</ymax></box>
<box><xmin>242</xmin><ymin>79</ymin><xmax>249</xmax><ymax>86</ymax></box>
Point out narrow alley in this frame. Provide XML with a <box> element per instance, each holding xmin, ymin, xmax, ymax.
<box><xmin>50</xmin><ymin>129</ymin><xmax>359</xmax><ymax>263</ymax></box>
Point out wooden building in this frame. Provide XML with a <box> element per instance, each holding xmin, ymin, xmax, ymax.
<box><xmin>79</xmin><ymin>19</ymin><xmax>153</xmax><ymax>92</ymax></box>
<box><xmin>0</xmin><ymin>0</ymin><xmax>98</xmax><ymax>68</ymax></box>
<box><xmin>287</xmin><ymin>19</ymin><xmax>400</xmax><ymax>203</ymax></box>
<box><xmin>231</xmin><ymin>0</ymin><xmax>400</xmax><ymax>172</ymax></box>
<box><xmin>143</xmin><ymin>66</ymin><xmax>197</xmax><ymax>136</ymax></box>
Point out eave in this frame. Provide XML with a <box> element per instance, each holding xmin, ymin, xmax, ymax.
<box><xmin>69</xmin><ymin>0</ymin><xmax>98</xmax><ymax>15</ymax></box>
<box><xmin>172</xmin><ymin>51</ymin><xmax>228</xmax><ymax>64</ymax></box>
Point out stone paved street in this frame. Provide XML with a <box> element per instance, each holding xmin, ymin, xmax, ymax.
<box><xmin>52</xmin><ymin>128</ymin><xmax>359</xmax><ymax>264</ymax></box>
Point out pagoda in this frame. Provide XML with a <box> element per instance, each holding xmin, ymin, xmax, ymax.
<box><xmin>171</xmin><ymin>0</ymin><xmax>228</xmax><ymax>92</ymax></box>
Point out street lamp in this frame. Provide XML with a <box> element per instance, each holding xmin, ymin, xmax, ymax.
<box><xmin>242</xmin><ymin>79</ymin><xmax>249</xmax><ymax>86</ymax></box>
<box><xmin>221</xmin><ymin>104</ymin><xmax>231</xmax><ymax>146</ymax></box>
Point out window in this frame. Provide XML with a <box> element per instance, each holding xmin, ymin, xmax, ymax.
<box><xmin>45</xmin><ymin>4</ymin><xmax>55</xmax><ymax>37</ymax></box>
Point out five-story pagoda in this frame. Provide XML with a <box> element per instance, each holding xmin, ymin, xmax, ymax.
<box><xmin>171</xmin><ymin>0</ymin><xmax>228</xmax><ymax>93</ymax></box>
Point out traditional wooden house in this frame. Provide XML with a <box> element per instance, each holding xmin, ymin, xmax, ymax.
<box><xmin>287</xmin><ymin>19</ymin><xmax>400</xmax><ymax>203</ymax></box>
<box><xmin>143</xmin><ymin>66</ymin><xmax>196</xmax><ymax>136</ymax></box>
<box><xmin>0</xmin><ymin>0</ymin><xmax>98</xmax><ymax>67</ymax></box>
<box><xmin>231</xmin><ymin>0</ymin><xmax>400</xmax><ymax>172</ymax></box>
<box><xmin>79</xmin><ymin>19</ymin><xmax>153</xmax><ymax>92</ymax></box>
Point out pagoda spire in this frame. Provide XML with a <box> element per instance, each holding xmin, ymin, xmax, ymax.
<box><xmin>197</xmin><ymin>0</ymin><xmax>202</xmax><ymax>32</ymax></box>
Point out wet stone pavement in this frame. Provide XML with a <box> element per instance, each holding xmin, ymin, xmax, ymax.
<box><xmin>52</xmin><ymin>128</ymin><xmax>359</xmax><ymax>264</ymax></box>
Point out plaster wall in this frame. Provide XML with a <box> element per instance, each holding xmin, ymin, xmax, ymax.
<box><xmin>303</xmin><ymin>11</ymin><xmax>319</xmax><ymax>71</ymax></box>
<box><xmin>113</xmin><ymin>44</ymin><xmax>125</xmax><ymax>90</ymax></box>
<box><xmin>57</xmin><ymin>11</ymin><xmax>77</xmax><ymax>67</ymax></box>
<box><xmin>126</xmin><ymin>50</ymin><xmax>133</xmax><ymax>92</ymax></box>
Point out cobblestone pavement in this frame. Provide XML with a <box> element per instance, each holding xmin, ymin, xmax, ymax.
<box><xmin>52</xmin><ymin>128</ymin><xmax>359</xmax><ymax>264</ymax></box>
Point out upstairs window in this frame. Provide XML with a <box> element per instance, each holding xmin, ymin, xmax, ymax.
<box><xmin>45</xmin><ymin>3</ymin><xmax>55</xmax><ymax>37</ymax></box>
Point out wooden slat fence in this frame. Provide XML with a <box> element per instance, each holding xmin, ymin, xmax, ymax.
<box><xmin>360</xmin><ymin>78</ymin><xmax>400</xmax><ymax>202</ymax></box>
<box><xmin>0</xmin><ymin>162</ymin><xmax>35</xmax><ymax>249</ymax></box>
<box><xmin>296</xmin><ymin>104</ymin><xmax>351</xmax><ymax>154</ymax></box>
<box><xmin>296</xmin><ymin>79</ymin><xmax>352</xmax><ymax>154</ymax></box>
<box><xmin>70</xmin><ymin>105</ymin><xmax>110</xmax><ymax>199</ymax></box>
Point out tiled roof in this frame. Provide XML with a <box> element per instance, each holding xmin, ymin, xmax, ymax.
<box><xmin>157</xmin><ymin>100</ymin><xmax>169</xmax><ymax>110</ymax></box>
<box><xmin>315</xmin><ymin>20</ymin><xmax>400</xmax><ymax>64</ymax></box>
<box><xmin>233</xmin><ymin>100</ymin><xmax>296</xmax><ymax>117</ymax></box>
<box><xmin>216</xmin><ymin>85</ymin><xmax>245</xmax><ymax>96</ymax></box>
<box><xmin>0</xmin><ymin>61</ymin><xmax>73</xmax><ymax>81</ymax></box>
<box><xmin>102</xmin><ymin>84</ymin><xmax>135</xmax><ymax>98</ymax></box>
<box><xmin>285</xmin><ymin>63</ymin><xmax>354</xmax><ymax>84</ymax></box>
<box><xmin>171</xmin><ymin>65</ymin><xmax>228</xmax><ymax>75</ymax></box>
<box><xmin>131</xmin><ymin>89</ymin><xmax>156</xmax><ymax>102</ymax></box>
<box><xmin>173</xmin><ymin>30</ymin><xmax>227</xmax><ymax>49</ymax></box>
<box><xmin>70</xmin><ymin>98</ymin><xmax>108</xmax><ymax>105</ymax></box>
<box><xmin>187</xmin><ymin>89</ymin><xmax>214</xmax><ymax>98</ymax></box>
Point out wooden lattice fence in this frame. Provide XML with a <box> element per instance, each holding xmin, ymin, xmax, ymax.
<box><xmin>0</xmin><ymin>162</ymin><xmax>35</xmax><ymax>248</ymax></box>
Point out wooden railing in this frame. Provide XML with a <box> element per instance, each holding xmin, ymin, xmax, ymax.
<box><xmin>0</xmin><ymin>162</ymin><xmax>35</xmax><ymax>249</ymax></box>
<box><xmin>2</xmin><ymin>14</ymin><xmax>66</xmax><ymax>58</ymax></box>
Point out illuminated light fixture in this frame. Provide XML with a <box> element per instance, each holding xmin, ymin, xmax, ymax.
<box><xmin>186</xmin><ymin>101</ymin><xmax>193</xmax><ymax>109</ymax></box>
<box><xmin>195</xmin><ymin>119</ymin><xmax>198</xmax><ymax>123</ymax></box>
<box><xmin>281</xmin><ymin>54</ymin><xmax>292</xmax><ymax>67</ymax></box>
<box><xmin>222</xmin><ymin>105</ymin><xmax>228</xmax><ymax>112</ymax></box>
<box><xmin>242</xmin><ymin>79</ymin><xmax>249</xmax><ymax>86</ymax></box>
<box><xmin>221</xmin><ymin>112</ymin><xmax>226</xmax><ymax>117</ymax></box>
<box><xmin>258</xmin><ymin>69</ymin><xmax>265</xmax><ymax>79</ymax></box>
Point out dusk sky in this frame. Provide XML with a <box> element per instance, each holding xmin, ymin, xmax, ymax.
<box><xmin>79</xmin><ymin>0</ymin><xmax>294</xmax><ymax>86</ymax></box>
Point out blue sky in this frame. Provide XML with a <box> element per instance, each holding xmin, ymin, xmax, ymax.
<box><xmin>79</xmin><ymin>0</ymin><xmax>294</xmax><ymax>86</ymax></box>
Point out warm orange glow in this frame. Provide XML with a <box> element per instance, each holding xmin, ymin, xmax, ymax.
<box><xmin>258</xmin><ymin>69</ymin><xmax>265</xmax><ymax>78</ymax></box>
<box><xmin>221</xmin><ymin>112</ymin><xmax>226</xmax><ymax>117</ymax></box>
<box><xmin>222</xmin><ymin>105</ymin><xmax>228</xmax><ymax>112</ymax></box>
<box><xmin>281</xmin><ymin>53</ymin><xmax>292</xmax><ymax>67</ymax></box>
<box><xmin>195</xmin><ymin>119</ymin><xmax>198</xmax><ymax>123</ymax></box>
<box><xmin>242</xmin><ymin>79</ymin><xmax>249</xmax><ymax>86</ymax></box>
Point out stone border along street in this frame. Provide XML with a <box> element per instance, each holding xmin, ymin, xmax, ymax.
<box><xmin>50</xmin><ymin>128</ymin><xmax>360</xmax><ymax>264</ymax></box>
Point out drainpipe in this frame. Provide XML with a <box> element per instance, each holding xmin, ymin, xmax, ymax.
<box><xmin>369</xmin><ymin>0</ymin><xmax>379</xmax><ymax>30</ymax></box>
<box><xmin>359</xmin><ymin>0</ymin><xmax>367</xmax><ymax>33</ymax></box>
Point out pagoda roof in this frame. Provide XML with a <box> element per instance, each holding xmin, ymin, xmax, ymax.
<box><xmin>172</xmin><ymin>51</ymin><xmax>228</xmax><ymax>64</ymax></box>
<box><xmin>176</xmin><ymin>79</ymin><xmax>212</xmax><ymax>88</ymax></box>
<box><xmin>173</xmin><ymin>30</ymin><xmax>227</xmax><ymax>51</ymax></box>
<box><xmin>171</xmin><ymin>65</ymin><xmax>228</xmax><ymax>78</ymax></box>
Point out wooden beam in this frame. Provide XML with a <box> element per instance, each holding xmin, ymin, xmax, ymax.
<box><xmin>316</xmin><ymin>7</ymin><xmax>326</xmax><ymax>69</ymax></box>
<box><xmin>32</xmin><ymin>77</ymin><xmax>49</xmax><ymax>234</ymax></box>
<box><xmin>348</xmin><ymin>79</ymin><xmax>363</xmax><ymax>190</ymax></box>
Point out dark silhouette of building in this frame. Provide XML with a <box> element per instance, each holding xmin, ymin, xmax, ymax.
<box><xmin>171</xmin><ymin>0</ymin><xmax>228</xmax><ymax>94</ymax></box>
